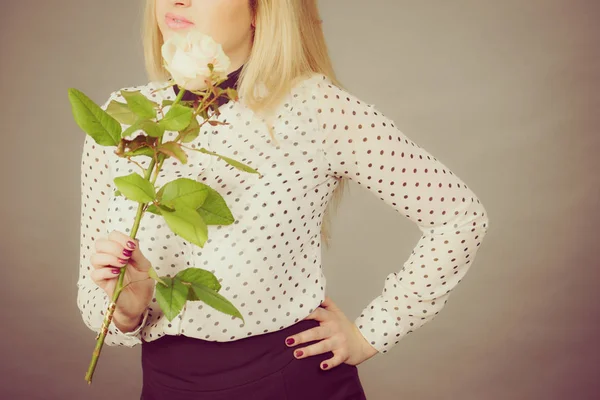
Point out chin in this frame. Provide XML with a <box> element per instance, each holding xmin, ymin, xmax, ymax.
<box><xmin>159</xmin><ymin>29</ymin><xmax>172</xmax><ymax>42</ymax></box>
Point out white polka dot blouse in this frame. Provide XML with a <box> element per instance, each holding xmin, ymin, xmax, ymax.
<box><xmin>77</xmin><ymin>72</ymin><xmax>490</xmax><ymax>355</ymax></box>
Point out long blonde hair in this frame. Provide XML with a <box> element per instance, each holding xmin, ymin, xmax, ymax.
<box><xmin>141</xmin><ymin>0</ymin><xmax>347</xmax><ymax>248</ymax></box>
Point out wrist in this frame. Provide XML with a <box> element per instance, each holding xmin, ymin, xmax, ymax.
<box><xmin>113</xmin><ymin>308</ymin><xmax>143</xmax><ymax>333</ymax></box>
<box><xmin>352</xmin><ymin>322</ymin><xmax>379</xmax><ymax>358</ymax></box>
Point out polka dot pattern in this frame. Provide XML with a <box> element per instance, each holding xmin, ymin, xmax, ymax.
<box><xmin>76</xmin><ymin>73</ymin><xmax>489</xmax><ymax>354</ymax></box>
<box><xmin>315</xmin><ymin>75</ymin><xmax>490</xmax><ymax>354</ymax></box>
<box><xmin>77</xmin><ymin>89</ymin><xmax>153</xmax><ymax>347</ymax></box>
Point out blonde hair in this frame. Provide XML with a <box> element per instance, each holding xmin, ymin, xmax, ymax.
<box><xmin>141</xmin><ymin>0</ymin><xmax>347</xmax><ymax>248</ymax></box>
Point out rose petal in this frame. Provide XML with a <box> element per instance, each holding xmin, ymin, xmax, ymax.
<box><xmin>161</xmin><ymin>29</ymin><xmax>231</xmax><ymax>92</ymax></box>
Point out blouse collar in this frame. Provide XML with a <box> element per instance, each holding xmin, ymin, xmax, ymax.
<box><xmin>172</xmin><ymin>63</ymin><xmax>244</xmax><ymax>107</ymax></box>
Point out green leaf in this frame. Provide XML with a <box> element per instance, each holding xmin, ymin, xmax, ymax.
<box><xmin>160</xmin><ymin>204</ymin><xmax>208</xmax><ymax>248</ymax></box>
<box><xmin>119</xmin><ymin>90</ymin><xmax>157</xmax><ymax>119</ymax></box>
<box><xmin>157</xmin><ymin>141</ymin><xmax>187</xmax><ymax>164</ymax></box>
<box><xmin>158</xmin><ymin>104</ymin><xmax>193</xmax><ymax>131</ymax></box>
<box><xmin>121</xmin><ymin>121</ymin><xmax>140</xmax><ymax>138</ymax></box>
<box><xmin>122</xmin><ymin>119</ymin><xmax>165</xmax><ymax>139</ymax></box>
<box><xmin>188</xmin><ymin>282</ymin><xmax>244</xmax><ymax>322</ymax></box>
<box><xmin>139</xmin><ymin>119</ymin><xmax>165</xmax><ymax>138</ymax></box>
<box><xmin>198</xmin><ymin>148</ymin><xmax>261</xmax><ymax>176</ymax></box>
<box><xmin>124</xmin><ymin>146</ymin><xmax>155</xmax><ymax>158</ymax></box>
<box><xmin>175</xmin><ymin>267</ymin><xmax>221</xmax><ymax>292</ymax></box>
<box><xmin>197</xmin><ymin>108</ymin><xmax>209</xmax><ymax>121</ymax></box>
<box><xmin>157</xmin><ymin>178</ymin><xmax>209</xmax><ymax>210</ymax></box>
<box><xmin>161</xmin><ymin>99</ymin><xmax>174</xmax><ymax>107</ymax></box>
<box><xmin>67</xmin><ymin>88</ymin><xmax>122</xmax><ymax>146</ymax></box>
<box><xmin>219</xmin><ymin>155</ymin><xmax>260</xmax><ymax>175</ymax></box>
<box><xmin>113</xmin><ymin>172</ymin><xmax>156</xmax><ymax>203</ymax></box>
<box><xmin>196</xmin><ymin>186</ymin><xmax>235</xmax><ymax>225</ymax></box>
<box><xmin>179</xmin><ymin>116</ymin><xmax>200</xmax><ymax>143</ymax></box>
<box><xmin>106</xmin><ymin>99</ymin><xmax>138</xmax><ymax>125</ymax></box>
<box><xmin>225</xmin><ymin>87</ymin><xmax>238</xmax><ymax>101</ymax></box>
<box><xmin>155</xmin><ymin>276</ymin><xmax>189</xmax><ymax>322</ymax></box>
<box><xmin>157</xmin><ymin>203</ymin><xmax>175</xmax><ymax>213</ymax></box>
<box><xmin>187</xmin><ymin>288</ymin><xmax>201</xmax><ymax>301</ymax></box>
<box><xmin>148</xmin><ymin>266</ymin><xmax>168</xmax><ymax>287</ymax></box>
<box><xmin>145</xmin><ymin>203</ymin><xmax>161</xmax><ymax>215</ymax></box>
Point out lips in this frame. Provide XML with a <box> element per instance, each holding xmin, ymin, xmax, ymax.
<box><xmin>165</xmin><ymin>12</ymin><xmax>195</xmax><ymax>29</ymax></box>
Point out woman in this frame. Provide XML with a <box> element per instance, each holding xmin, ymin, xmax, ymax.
<box><xmin>77</xmin><ymin>0</ymin><xmax>490</xmax><ymax>399</ymax></box>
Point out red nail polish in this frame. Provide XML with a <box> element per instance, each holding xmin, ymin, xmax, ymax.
<box><xmin>295</xmin><ymin>350</ymin><xmax>303</xmax><ymax>357</ymax></box>
<box><xmin>127</xmin><ymin>240</ymin><xmax>136</xmax><ymax>250</ymax></box>
<box><xmin>286</xmin><ymin>338</ymin><xmax>295</xmax><ymax>345</ymax></box>
<box><xmin>322</xmin><ymin>363</ymin><xmax>328</xmax><ymax>369</ymax></box>
<box><xmin>112</xmin><ymin>268</ymin><xmax>120</xmax><ymax>274</ymax></box>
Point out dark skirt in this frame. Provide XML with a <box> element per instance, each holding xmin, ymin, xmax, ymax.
<box><xmin>140</xmin><ymin>316</ymin><xmax>368</xmax><ymax>399</ymax></box>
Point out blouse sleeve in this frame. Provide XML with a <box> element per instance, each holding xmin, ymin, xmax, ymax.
<box><xmin>312</xmin><ymin>75</ymin><xmax>490</xmax><ymax>355</ymax></box>
<box><xmin>76</xmin><ymin>90</ymin><xmax>150</xmax><ymax>347</ymax></box>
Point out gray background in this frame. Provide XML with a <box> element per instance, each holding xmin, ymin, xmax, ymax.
<box><xmin>1</xmin><ymin>0</ymin><xmax>599</xmax><ymax>399</ymax></box>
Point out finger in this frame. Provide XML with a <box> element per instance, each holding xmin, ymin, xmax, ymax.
<box><xmin>286</xmin><ymin>324</ymin><xmax>329</xmax><ymax>348</ymax></box>
<box><xmin>124</xmin><ymin>251</ymin><xmax>151</xmax><ymax>274</ymax></box>
<box><xmin>292</xmin><ymin>337</ymin><xmax>333</xmax><ymax>361</ymax></box>
<box><xmin>302</xmin><ymin>305</ymin><xmax>327</xmax><ymax>322</ymax></box>
<box><xmin>108</xmin><ymin>230</ymin><xmax>139</xmax><ymax>255</ymax></box>
<box><xmin>90</xmin><ymin>251</ymin><xmax>130</xmax><ymax>270</ymax></box>
<box><xmin>95</xmin><ymin>236</ymin><xmax>134</xmax><ymax>264</ymax></box>
<box><xmin>319</xmin><ymin>350</ymin><xmax>348</xmax><ymax>371</ymax></box>
<box><xmin>108</xmin><ymin>230</ymin><xmax>150</xmax><ymax>273</ymax></box>
<box><xmin>89</xmin><ymin>265</ymin><xmax>124</xmax><ymax>285</ymax></box>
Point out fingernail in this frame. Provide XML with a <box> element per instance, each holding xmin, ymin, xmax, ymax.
<box><xmin>111</xmin><ymin>268</ymin><xmax>120</xmax><ymax>274</ymax></box>
<box><xmin>123</xmin><ymin>249</ymin><xmax>133</xmax><ymax>257</ymax></box>
<box><xmin>295</xmin><ymin>350</ymin><xmax>303</xmax><ymax>358</ymax></box>
<box><xmin>118</xmin><ymin>258</ymin><xmax>128</xmax><ymax>264</ymax></box>
<box><xmin>127</xmin><ymin>240</ymin><xmax>136</xmax><ymax>250</ymax></box>
<box><xmin>286</xmin><ymin>338</ymin><xmax>295</xmax><ymax>346</ymax></box>
<box><xmin>322</xmin><ymin>363</ymin><xmax>328</xmax><ymax>369</ymax></box>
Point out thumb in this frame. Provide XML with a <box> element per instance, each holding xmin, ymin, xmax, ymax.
<box><xmin>127</xmin><ymin>243</ymin><xmax>151</xmax><ymax>275</ymax></box>
<box><xmin>320</xmin><ymin>295</ymin><xmax>339</xmax><ymax>311</ymax></box>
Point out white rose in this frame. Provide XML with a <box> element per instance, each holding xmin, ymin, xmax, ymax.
<box><xmin>161</xmin><ymin>30</ymin><xmax>231</xmax><ymax>92</ymax></box>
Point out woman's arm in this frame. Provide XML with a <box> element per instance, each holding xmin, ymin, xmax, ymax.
<box><xmin>313</xmin><ymin>75</ymin><xmax>490</xmax><ymax>355</ymax></box>
<box><xmin>76</xmin><ymin>90</ymin><xmax>150</xmax><ymax>347</ymax></box>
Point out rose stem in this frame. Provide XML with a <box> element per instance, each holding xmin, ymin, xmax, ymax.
<box><xmin>84</xmin><ymin>87</ymin><xmax>187</xmax><ymax>384</ymax></box>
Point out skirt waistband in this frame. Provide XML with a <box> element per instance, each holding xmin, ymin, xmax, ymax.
<box><xmin>141</xmin><ymin>317</ymin><xmax>322</xmax><ymax>392</ymax></box>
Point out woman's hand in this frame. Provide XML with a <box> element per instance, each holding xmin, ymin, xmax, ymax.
<box><xmin>89</xmin><ymin>230</ymin><xmax>155</xmax><ymax>321</ymax></box>
<box><xmin>285</xmin><ymin>296</ymin><xmax>379</xmax><ymax>370</ymax></box>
